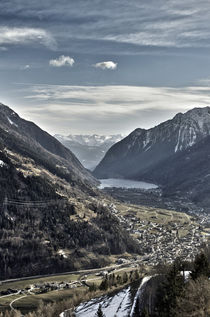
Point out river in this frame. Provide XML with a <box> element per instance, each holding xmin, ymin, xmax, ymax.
<box><xmin>99</xmin><ymin>178</ymin><xmax>158</xmax><ymax>190</ymax></box>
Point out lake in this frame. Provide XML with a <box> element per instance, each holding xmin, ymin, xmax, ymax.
<box><xmin>99</xmin><ymin>178</ymin><xmax>158</xmax><ymax>190</ymax></box>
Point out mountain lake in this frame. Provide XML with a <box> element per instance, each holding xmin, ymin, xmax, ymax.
<box><xmin>99</xmin><ymin>178</ymin><xmax>158</xmax><ymax>190</ymax></box>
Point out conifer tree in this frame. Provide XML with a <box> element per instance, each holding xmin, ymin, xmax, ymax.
<box><xmin>156</xmin><ymin>260</ymin><xmax>185</xmax><ymax>316</ymax></box>
<box><xmin>191</xmin><ymin>252</ymin><xmax>210</xmax><ymax>280</ymax></box>
<box><xmin>96</xmin><ymin>304</ymin><xmax>105</xmax><ymax>317</ymax></box>
<box><xmin>122</xmin><ymin>272</ymin><xmax>128</xmax><ymax>284</ymax></box>
<box><xmin>99</xmin><ymin>277</ymin><xmax>109</xmax><ymax>290</ymax></box>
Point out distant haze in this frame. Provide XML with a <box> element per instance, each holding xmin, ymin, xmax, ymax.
<box><xmin>55</xmin><ymin>134</ymin><xmax>123</xmax><ymax>170</ymax></box>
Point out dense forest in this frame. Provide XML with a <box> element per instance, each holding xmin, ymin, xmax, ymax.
<box><xmin>0</xmin><ymin>105</ymin><xmax>143</xmax><ymax>280</ymax></box>
<box><xmin>0</xmin><ymin>149</ymin><xmax>140</xmax><ymax>279</ymax></box>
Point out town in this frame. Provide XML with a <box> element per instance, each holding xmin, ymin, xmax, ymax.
<box><xmin>107</xmin><ymin>200</ymin><xmax>208</xmax><ymax>266</ymax></box>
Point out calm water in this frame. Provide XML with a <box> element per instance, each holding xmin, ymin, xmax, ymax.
<box><xmin>99</xmin><ymin>178</ymin><xmax>158</xmax><ymax>189</ymax></box>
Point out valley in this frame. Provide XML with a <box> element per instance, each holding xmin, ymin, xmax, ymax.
<box><xmin>0</xmin><ymin>178</ymin><xmax>208</xmax><ymax>315</ymax></box>
<box><xmin>55</xmin><ymin>134</ymin><xmax>123</xmax><ymax>170</ymax></box>
<box><xmin>2</xmin><ymin>0</ymin><xmax>210</xmax><ymax>315</ymax></box>
<box><xmin>103</xmin><ymin>186</ymin><xmax>210</xmax><ymax>227</ymax></box>
<box><xmin>93</xmin><ymin>107</ymin><xmax>210</xmax><ymax>212</ymax></box>
<box><xmin>0</xmin><ymin>104</ymin><xmax>140</xmax><ymax>283</ymax></box>
<box><xmin>0</xmin><ymin>104</ymin><xmax>210</xmax><ymax>316</ymax></box>
<box><xmin>0</xmin><ymin>261</ymin><xmax>141</xmax><ymax>313</ymax></box>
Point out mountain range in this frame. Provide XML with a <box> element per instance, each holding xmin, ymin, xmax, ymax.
<box><xmin>94</xmin><ymin>107</ymin><xmax>210</xmax><ymax>210</ymax></box>
<box><xmin>2</xmin><ymin>102</ymin><xmax>210</xmax><ymax>279</ymax></box>
<box><xmin>55</xmin><ymin>134</ymin><xmax>123</xmax><ymax>170</ymax></box>
<box><xmin>0</xmin><ymin>103</ymin><xmax>139</xmax><ymax>279</ymax></box>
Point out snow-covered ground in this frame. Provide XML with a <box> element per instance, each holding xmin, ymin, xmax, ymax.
<box><xmin>130</xmin><ymin>276</ymin><xmax>152</xmax><ymax>316</ymax></box>
<box><xmin>0</xmin><ymin>160</ymin><xmax>6</xmax><ymax>167</ymax></box>
<box><xmin>75</xmin><ymin>287</ymin><xmax>133</xmax><ymax>317</ymax></box>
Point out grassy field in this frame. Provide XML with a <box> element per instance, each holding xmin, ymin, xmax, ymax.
<box><xmin>0</xmin><ymin>265</ymin><xmax>140</xmax><ymax>313</ymax></box>
<box><xmin>0</xmin><ymin>274</ymin><xmax>80</xmax><ymax>292</ymax></box>
<box><xmin>11</xmin><ymin>287</ymin><xmax>87</xmax><ymax>312</ymax></box>
<box><xmin>114</xmin><ymin>201</ymin><xmax>193</xmax><ymax>226</ymax></box>
<box><xmin>0</xmin><ymin>294</ymin><xmax>24</xmax><ymax>306</ymax></box>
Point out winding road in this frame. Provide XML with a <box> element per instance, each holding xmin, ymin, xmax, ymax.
<box><xmin>10</xmin><ymin>294</ymin><xmax>27</xmax><ymax>311</ymax></box>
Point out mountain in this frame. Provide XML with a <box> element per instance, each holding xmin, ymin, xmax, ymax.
<box><xmin>0</xmin><ymin>103</ymin><xmax>97</xmax><ymax>187</ymax></box>
<box><xmin>94</xmin><ymin>107</ymin><xmax>210</xmax><ymax>180</ymax></box>
<box><xmin>141</xmin><ymin>135</ymin><xmax>210</xmax><ymax>210</ymax></box>
<box><xmin>0</xmin><ymin>103</ymin><xmax>140</xmax><ymax>279</ymax></box>
<box><xmin>55</xmin><ymin>134</ymin><xmax>123</xmax><ymax>170</ymax></box>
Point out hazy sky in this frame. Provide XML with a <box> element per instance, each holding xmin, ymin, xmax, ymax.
<box><xmin>1</xmin><ymin>0</ymin><xmax>210</xmax><ymax>135</ymax></box>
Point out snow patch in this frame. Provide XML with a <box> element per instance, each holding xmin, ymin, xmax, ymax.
<box><xmin>143</xmin><ymin>131</ymin><xmax>151</xmax><ymax>149</ymax></box>
<box><xmin>144</xmin><ymin>144</ymin><xmax>152</xmax><ymax>152</ymax></box>
<box><xmin>188</xmin><ymin>127</ymin><xmax>196</xmax><ymax>147</ymax></box>
<box><xmin>58</xmin><ymin>249</ymin><xmax>68</xmax><ymax>258</ymax></box>
<box><xmin>7</xmin><ymin>117</ymin><xmax>18</xmax><ymax>127</ymax></box>
<box><xmin>75</xmin><ymin>286</ymin><xmax>132</xmax><ymax>317</ymax></box>
<box><xmin>175</xmin><ymin>129</ymin><xmax>181</xmax><ymax>153</ymax></box>
<box><xmin>0</xmin><ymin>160</ymin><xmax>6</xmax><ymax>167</ymax></box>
<box><xmin>60</xmin><ymin>311</ymin><xmax>72</xmax><ymax>317</ymax></box>
<box><xmin>181</xmin><ymin>271</ymin><xmax>191</xmax><ymax>281</ymax></box>
<box><xmin>130</xmin><ymin>276</ymin><xmax>153</xmax><ymax>316</ymax></box>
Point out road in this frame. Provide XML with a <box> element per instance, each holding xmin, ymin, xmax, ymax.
<box><xmin>1</xmin><ymin>264</ymin><xmax>138</xmax><ymax>315</ymax></box>
<box><xmin>0</xmin><ymin>262</ymin><xmax>135</xmax><ymax>285</ymax></box>
<box><xmin>10</xmin><ymin>294</ymin><xmax>27</xmax><ymax>311</ymax></box>
<box><xmin>8</xmin><ymin>285</ymin><xmax>37</xmax><ymax>312</ymax></box>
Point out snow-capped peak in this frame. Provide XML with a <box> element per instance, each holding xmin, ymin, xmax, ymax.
<box><xmin>55</xmin><ymin>134</ymin><xmax>123</xmax><ymax>147</ymax></box>
<box><xmin>174</xmin><ymin>107</ymin><xmax>210</xmax><ymax>152</ymax></box>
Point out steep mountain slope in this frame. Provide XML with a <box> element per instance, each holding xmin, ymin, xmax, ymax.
<box><xmin>55</xmin><ymin>134</ymin><xmax>123</xmax><ymax>170</ymax></box>
<box><xmin>140</xmin><ymin>135</ymin><xmax>210</xmax><ymax>210</ymax></box>
<box><xmin>0</xmin><ymin>103</ymin><xmax>140</xmax><ymax>279</ymax></box>
<box><xmin>0</xmin><ymin>104</ymin><xmax>96</xmax><ymax>187</ymax></box>
<box><xmin>94</xmin><ymin>107</ymin><xmax>210</xmax><ymax>179</ymax></box>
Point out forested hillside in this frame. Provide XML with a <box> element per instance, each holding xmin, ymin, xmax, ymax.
<box><xmin>0</xmin><ymin>104</ymin><xmax>140</xmax><ymax>279</ymax></box>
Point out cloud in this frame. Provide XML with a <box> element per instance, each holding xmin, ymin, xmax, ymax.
<box><xmin>24</xmin><ymin>85</ymin><xmax>210</xmax><ymax>112</ymax></box>
<box><xmin>19</xmin><ymin>83</ymin><xmax>210</xmax><ymax>135</ymax></box>
<box><xmin>0</xmin><ymin>27</ymin><xmax>56</xmax><ymax>48</ymax></box>
<box><xmin>1</xmin><ymin>1</ymin><xmax>210</xmax><ymax>54</ymax></box>
<box><xmin>49</xmin><ymin>55</ymin><xmax>75</xmax><ymax>67</ymax></box>
<box><xmin>94</xmin><ymin>61</ymin><xmax>117</xmax><ymax>70</ymax></box>
<box><xmin>22</xmin><ymin>65</ymin><xmax>30</xmax><ymax>70</ymax></box>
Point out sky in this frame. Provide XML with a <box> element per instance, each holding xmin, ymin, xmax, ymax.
<box><xmin>1</xmin><ymin>0</ymin><xmax>210</xmax><ymax>135</ymax></box>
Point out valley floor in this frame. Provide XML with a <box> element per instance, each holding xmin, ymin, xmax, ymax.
<box><xmin>102</xmin><ymin>194</ymin><xmax>209</xmax><ymax>266</ymax></box>
<box><xmin>0</xmin><ymin>261</ymin><xmax>142</xmax><ymax>314</ymax></box>
<box><xmin>1</xmin><ymin>187</ymin><xmax>209</xmax><ymax>315</ymax></box>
